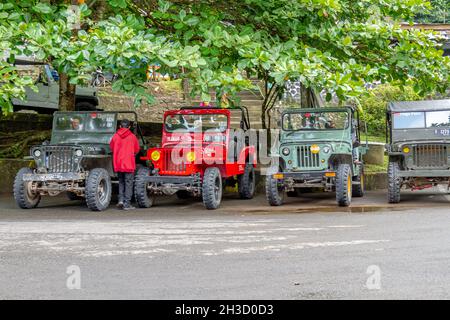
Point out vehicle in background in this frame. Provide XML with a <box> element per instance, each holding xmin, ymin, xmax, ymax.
<box><xmin>266</xmin><ymin>107</ymin><xmax>368</xmax><ymax>207</ymax></box>
<box><xmin>134</xmin><ymin>106</ymin><xmax>256</xmax><ymax>210</ymax></box>
<box><xmin>386</xmin><ymin>99</ymin><xmax>450</xmax><ymax>203</ymax></box>
<box><xmin>13</xmin><ymin>111</ymin><xmax>147</xmax><ymax>211</ymax></box>
<box><xmin>11</xmin><ymin>59</ymin><xmax>99</xmax><ymax>113</ymax></box>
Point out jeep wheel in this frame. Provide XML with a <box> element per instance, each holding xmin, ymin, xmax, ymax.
<box><xmin>134</xmin><ymin>167</ymin><xmax>155</xmax><ymax>208</ymax></box>
<box><xmin>352</xmin><ymin>170</ymin><xmax>365</xmax><ymax>198</ymax></box>
<box><xmin>388</xmin><ymin>161</ymin><xmax>401</xmax><ymax>203</ymax></box>
<box><xmin>202</xmin><ymin>167</ymin><xmax>222</xmax><ymax>210</ymax></box>
<box><xmin>238</xmin><ymin>163</ymin><xmax>255</xmax><ymax>199</ymax></box>
<box><xmin>336</xmin><ymin>163</ymin><xmax>352</xmax><ymax>207</ymax></box>
<box><xmin>266</xmin><ymin>174</ymin><xmax>284</xmax><ymax>206</ymax></box>
<box><xmin>85</xmin><ymin>168</ymin><xmax>112</xmax><ymax>211</ymax></box>
<box><xmin>67</xmin><ymin>192</ymin><xmax>82</xmax><ymax>201</ymax></box>
<box><xmin>13</xmin><ymin>167</ymin><xmax>41</xmax><ymax>209</ymax></box>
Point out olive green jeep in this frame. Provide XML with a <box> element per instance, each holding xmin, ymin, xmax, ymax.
<box><xmin>266</xmin><ymin>107</ymin><xmax>367</xmax><ymax>207</ymax></box>
<box><xmin>386</xmin><ymin>99</ymin><xmax>450</xmax><ymax>203</ymax></box>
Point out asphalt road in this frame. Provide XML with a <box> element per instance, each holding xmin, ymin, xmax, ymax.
<box><xmin>1</xmin><ymin>190</ymin><xmax>450</xmax><ymax>299</ymax></box>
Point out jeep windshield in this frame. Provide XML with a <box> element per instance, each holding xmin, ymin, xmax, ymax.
<box><xmin>393</xmin><ymin>110</ymin><xmax>450</xmax><ymax>129</ymax></box>
<box><xmin>51</xmin><ymin>112</ymin><xmax>117</xmax><ymax>145</ymax></box>
<box><xmin>164</xmin><ymin>114</ymin><xmax>228</xmax><ymax>133</ymax></box>
<box><xmin>54</xmin><ymin>113</ymin><xmax>116</xmax><ymax>133</ymax></box>
<box><xmin>282</xmin><ymin>111</ymin><xmax>349</xmax><ymax>131</ymax></box>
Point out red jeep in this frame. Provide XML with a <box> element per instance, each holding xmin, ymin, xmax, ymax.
<box><xmin>134</xmin><ymin>107</ymin><xmax>256</xmax><ymax>209</ymax></box>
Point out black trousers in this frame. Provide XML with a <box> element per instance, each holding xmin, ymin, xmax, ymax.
<box><xmin>118</xmin><ymin>172</ymin><xmax>134</xmax><ymax>205</ymax></box>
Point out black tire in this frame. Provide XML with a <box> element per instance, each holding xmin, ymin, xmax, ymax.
<box><xmin>13</xmin><ymin>167</ymin><xmax>41</xmax><ymax>209</ymax></box>
<box><xmin>85</xmin><ymin>168</ymin><xmax>112</xmax><ymax>211</ymax></box>
<box><xmin>134</xmin><ymin>167</ymin><xmax>155</xmax><ymax>208</ymax></box>
<box><xmin>66</xmin><ymin>191</ymin><xmax>82</xmax><ymax>201</ymax></box>
<box><xmin>238</xmin><ymin>163</ymin><xmax>255</xmax><ymax>199</ymax></box>
<box><xmin>75</xmin><ymin>101</ymin><xmax>96</xmax><ymax>111</ymax></box>
<box><xmin>388</xmin><ymin>161</ymin><xmax>401</xmax><ymax>203</ymax></box>
<box><xmin>176</xmin><ymin>190</ymin><xmax>191</xmax><ymax>199</ymax></box>
<box><xmin>202</xmin><ymin>167</ymin><xmax>222</xmax><ymax>210</ymax></box>
<box><xmin>352</xmin><ymin>170</ymin><xmax>365</xmax><ymax>197</ymax></box>
<box><xmin>265</xmin><ymin>174</ymin><xmax>284</xmax><ymax>206</ymax></box>
<box><xmin>336</xmin><ymin>163</ymin><xmax>352</xmax><ymax>207</ymax></box>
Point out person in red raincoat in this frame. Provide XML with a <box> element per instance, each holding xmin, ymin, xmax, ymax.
<box><xmin>110</xmin><ymin>119</ymin><xmax>140</xmax><ymax>210</ymax></box>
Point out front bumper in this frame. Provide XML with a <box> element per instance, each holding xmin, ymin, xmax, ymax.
<box><xmin>23</xmin><ymin>172</ymin><xmax>86</xmax><ymax>182</ymax></box>
<box><xmin>272</xmin><ymin>171</ymin><xmax>335</xmax><ymax>181</ymax></box>
<box><xmin>143</xmin><ymin>174</ymin><xmax>199</xmax><ymax>185</ymax></box>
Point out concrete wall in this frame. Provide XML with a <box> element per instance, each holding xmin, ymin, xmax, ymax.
<box><xmin>363</xmin><ymin>142</ymin><xmax>385</xmax><ymax>165</ymax></box>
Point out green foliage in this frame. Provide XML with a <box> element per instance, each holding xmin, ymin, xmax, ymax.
<box><xmin>0</xmin><ymin>0</ymin><xmax>449</xmax><ymax>115</ymax></box>
<box><xmin>360</xmin><ymin>83</ymin><xmax>422</xmax><ymax>136</ymax></box>
<box><xmin>415</xmin><ymin>0</ymin><xmax>449</xmax><ymax>23</ymax></box>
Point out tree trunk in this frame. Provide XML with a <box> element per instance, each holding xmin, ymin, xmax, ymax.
<box><xmin>59</xmin><ymin>73</ymin><xmax>76</xmax><ymax>111</ymax></box>
<box><xmin>300</xmin><ymin>85</ymin><xmax>318</xmax><ymax>108</ymax></box>
<box><xmin>182</xmin><ymin>78</ymin><xmax>192</xmax><ymax>105</ymax></box>
<box><xmin>92</xmin><ymin>0</ymin><xmax>107</xmax><ymax>22</ymax></box>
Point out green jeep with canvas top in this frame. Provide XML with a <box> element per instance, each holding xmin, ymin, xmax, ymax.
<box><xmin>266</xmin><ymin>106</ymin><xmax>367</xmax><ymax>207</ymax></box>
<box><xmin>386</xmin><ymin>99</ymin><xmax>450</xmax><ymax>203</ymax></box>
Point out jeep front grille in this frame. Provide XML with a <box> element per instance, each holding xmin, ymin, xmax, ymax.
<box><xmin>297</xmin><ymin>145</ymin><xmax>320</xmax><ymax>168</ymax></box>
<box><xmin>163</xmin><ymin>151</ymin><xmax>187</xmax><ymax>174</ymax></box>
<box><xmin>412</xmin><ymin>144</ymin><xmax>448</xmax><ymax>169</ymax></box>
<box><xmin>44</xmin><ymin>146</ymin><xmax>77</xmax><ymax>173</ymax></box>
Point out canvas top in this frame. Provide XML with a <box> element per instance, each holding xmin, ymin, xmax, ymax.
<box><xmin>387</xmin><ymin>99</ymin><xmax>450</xmax><ymax>112</ymax></box>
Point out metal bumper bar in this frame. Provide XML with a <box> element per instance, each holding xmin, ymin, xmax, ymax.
<box><xmin>273</xmin><ymin>171</ymin><xmax>335</xmax><ymax>180</ymax></box>
<box><xmin>23</xmin><ymin>172</ymin><xmax>86</xmax><ymax>182</ymax></box>
<box><xmin>143</xmin><ymin>175</ymin><xmax>198</xmax><ymax>185</ymax></box>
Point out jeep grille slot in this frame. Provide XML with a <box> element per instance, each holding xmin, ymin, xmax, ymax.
<box><xmin>412</xmin><ymin>144</ymin><xmax>448</xmax><ymax>169</ymax></box>
<box><xmin>44</xmin><ymin>146</ymin><xmax>76</xmax><ymax>173</ymax></box>
<box><xmin>297</xmin><ymin>145</ymin><xmax>320</xmax><ymax>168</ymax></box>
<box><xmin>163</xmin><ymin>151</ymin><xmax>187</xmax><ymax>174</ymax></box>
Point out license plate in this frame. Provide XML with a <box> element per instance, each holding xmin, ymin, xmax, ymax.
<box><xmin>434</xmin><ymin>129</ymin><xmax>450</xmax><ymax>136</ymax></box>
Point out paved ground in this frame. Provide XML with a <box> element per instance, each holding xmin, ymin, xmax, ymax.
<box><xmin>1</xmin><ymin>189</ymin><xmax>450</xmax><ymax>299</ymax></box>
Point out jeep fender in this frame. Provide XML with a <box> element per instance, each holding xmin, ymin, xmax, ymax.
<box><xmin>81</xmin><ymin>156</ymin><xmax>114</xmax><ymax>177</ymax></box>
<box><xmin>387</xmin><ymin>152</ymin><xmax>404</xmax><ymax>169</ymax></box>
<box><xmin>238</xmin><ymin>146</ymin><xmax>257</xmax><ymax>167</ymax></box>
<box><xmin>329</xmin><ymin>153</ymin><xmax>353</xmax><ymax>168</ymax></box>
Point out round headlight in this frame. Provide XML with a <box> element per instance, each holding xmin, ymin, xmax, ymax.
<box><xmin>33</xmin><ymin>149</ymin><xmax>41</xmax><ymax>157</ymax></box>
<box><xmin>75</xmin><ymin>149</ymin><xmax>83</xmax><ymax>157</ymax></box>
<box><xmin>151</xmin><ymin>150</ymin><xmax>161</xmax><ymax>161</ymax></box>
<box><xmin>282</xmin><ymin>147</ymin><xmax>290</xmax><ymax>156</ymax></box>
<box><xmin>186</xmin><ymin>151</ymin><xmax>196</xmax><ymax>162</ymax></box>
<box><xmin>322</xmin><ymin>146</ymin><xmax>331</xmax><ymax>154</ymax></box>
<box><xmin>310</xmin><ymin>144</ymin><xmax>320</xmax><ymax>154</ymax></box>
<box><xmin>403</xmin><ymin>146</ymin><xmax>410</xmax><ymax>153</ymax></box>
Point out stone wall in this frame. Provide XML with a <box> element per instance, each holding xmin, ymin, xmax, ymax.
<box><xmin>0</xmin><ymin>159</ymin><xmax>34</xmax><ymax>194</ymax></box>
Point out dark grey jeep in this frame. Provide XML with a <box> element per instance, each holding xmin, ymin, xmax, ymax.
<box><xmin>386</xmin><ymin>99</ymin><xmax>450</xmax><ymax>203</ymax></box>
<box><xmin>13</xmin><ymin>111</ymin><xmax>146</xmax><ymax>211</ymax></box>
